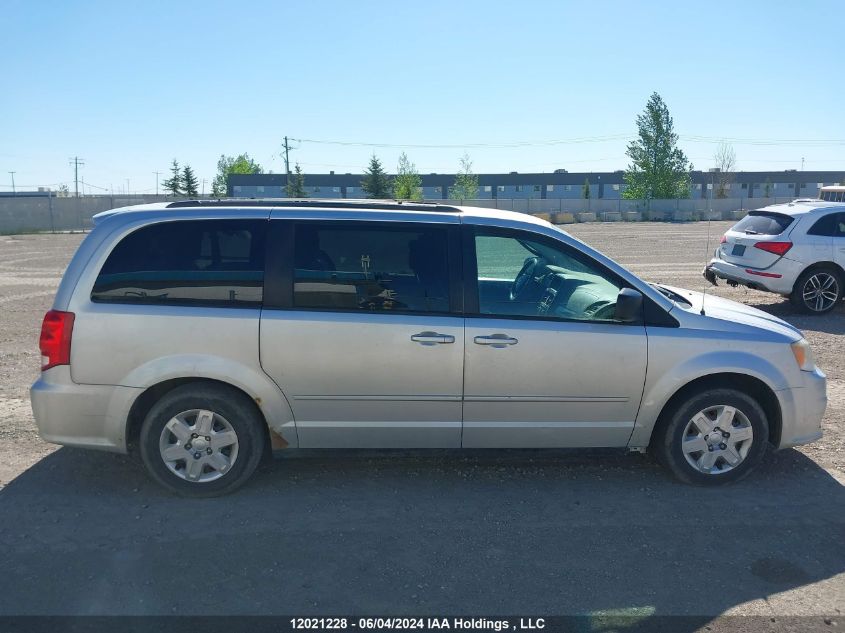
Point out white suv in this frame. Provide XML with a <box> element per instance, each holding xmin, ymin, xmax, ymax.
<box><xmin>705</xmin><ymin>197</ymin><xmax>845</xmax><ymax>314</ymax></box>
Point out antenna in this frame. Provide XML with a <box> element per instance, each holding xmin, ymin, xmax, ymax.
<box><xmin>701</xmin><ymin>212</ymin><xmax>713</xmax><ymax>316</ymax></box>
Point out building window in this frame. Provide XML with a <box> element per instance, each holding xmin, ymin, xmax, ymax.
<box><xmin>257</xmin><ymin>186</ymin><xmax>264</xmax><ymax>194</ymax></box>
<box><xmin>515</xmin><ymin>185</ymin><xmax>523</xmax><ymax>192</ymax></box>
<box><xmin>484</xmin><ymin>186</ymin><xmax>492</xmax><ymax>192</ymax></box>
<box><xmin>533</xmin><ymin>185</ymin><xmax>541</xmax><ymax>192</ymax></box>
<box><xmin>694</xmin><ymin>184</ymin><xmax>702</xmax><ymax>190</ymax></box>
<box><xmin>498</xmin><ymin>186</ymin><xmax>505</xmax><ymax>192</ymax></box>
<box><xmin>564</xmin><ymin>185</ymin><xmax>572</xmax><ymax>192</ymax></box>
<box><xmin>741</xmin><ymin>183</ymin><xmax>748</xmax><ymax>189</ymax></box>
<box><xmin>332</xmin><ymin>187</ymin><xmax>340</xmax><ymax>193</ymax></box>
<box><xmin>546</xmin><ymin>185</ymin><xmax>554</xmax><ymax>192</ymax></box>
<box><xmin>433</xmin><ymin>187</ymin><xmax>441</xmax><ymax>193</ymax></box>
<box><xmin>723</xmin><ymin>183</ymin><xmax>730</xmax><ymax>190</ymax></box>
<box><xmin>347</xmin><ymin>187</ymin><xmax>356</xmax><ymax>194</ymax></box>
<box><xmin>314</xmin><ymin>187</ymin><xmax>321</xmax><ymax>192</ymax></box>
<box><xmin>233</xmin><ymin>185</ymin><xmax>241</xmax><ymax>193</ymax></box>
<box><xmin>800</xmin><ymin>183</ymin><xmax>806</xmax><ymax>189</ymax></box>
<box><xmin>612</xmin><ymin>184</ymin><xmax>620</xmax><ymax>191</ymax></box>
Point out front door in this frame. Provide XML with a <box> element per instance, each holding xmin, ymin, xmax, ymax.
<box><xmin>462</xmin><ymin>226</ymin><xmax>648</xmax><ymax>448</ymax></box>
<box><xmin>260</xmin><ymin>219</ymin><xmax>464</xmax><ymax>448</ymax></box>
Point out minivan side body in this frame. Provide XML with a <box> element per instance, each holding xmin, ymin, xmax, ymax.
<box><xmin>31</xmin><ymin>201</ymin><xmax>827</xmax><ymax>493</ymax></box>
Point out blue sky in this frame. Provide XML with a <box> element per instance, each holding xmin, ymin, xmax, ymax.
<box><xmin>2</xmin><ymin>0</ymin><xmax>844</xmax><ymax>194</ymax></box>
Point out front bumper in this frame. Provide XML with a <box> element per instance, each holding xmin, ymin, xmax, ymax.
<box><xmin>30</xmin><ymin>366</ymin><xmax>142</xmax><ymax>453</ymax></box>
<box><xmin>704</xmin><ymin>257</ymin><xmax>801</xmax><ymax>295</ymax></box>
<box><xmin>775</xmin><ymin>366</ymin><xmax>827</xmax><ymax>449</ymax></box>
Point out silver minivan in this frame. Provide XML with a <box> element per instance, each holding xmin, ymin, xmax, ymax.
<box><xmin>31</xmin><ymin>200</ymin><xmax>827</xmax><ymax>496</ymax></box>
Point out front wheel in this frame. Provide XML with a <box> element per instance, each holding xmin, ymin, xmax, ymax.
<box><xmin>652</xmin><ymin>388</ymin><xmax>768</xmax><ymax>485</ymax></box>
<box><xmin>790</xmin><ymin>266</ymin><xmax>842</xmax><ymax>314</ymax></box>
<box><xmin>139</xmin><ymin>383</ymin><xmax>266</xmax><ymax>497</ymax></box>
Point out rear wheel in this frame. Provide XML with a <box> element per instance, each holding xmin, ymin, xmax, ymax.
<box><xmin>139</xmin><ymin>383</ymin><xmax>265</xmax><ymax>497</ymax></box>
<box><xmin>653</xmin><ymin>388</ymin><xmax>768</xmax><ymax>486</ymax></box>
<box><xmin>791</xmin><ymin>266</ymin><xmax>842</xmax><ymax>314</ymax></box>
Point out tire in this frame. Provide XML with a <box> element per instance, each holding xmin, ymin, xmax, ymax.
<box><xmin>790</xmin><ymin>266</ymin><xmax>843</xmax><ymax>314</ymax></box>
<box><xmin>139</xmin><ymin>383</ymin><xmax>266</xmax><ymax>497</ymax></box>
<box><xmin>652</xmin><ymin>388</ymin><xmax>768</xmax><ymax>486</ymax></box>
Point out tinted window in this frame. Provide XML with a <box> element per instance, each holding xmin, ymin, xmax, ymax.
<box><xmin>293</xmin><ymin>223</ymin><xmax>450</xmax><ymax>313</ymax></box>
<box><xmin>732</xmin><ymin>211</ymin><xmax>793</xmax><ymax>236</ymax></box>
<box><xmin>807</xmin><ymin>213</ymin><xmax>838</xmax><ymax>237</ymax></box>
<box><xmin>92</xmin><ymin>220</ymin><xmax>265</xmax><ymax>307</ymax></box>
<box><xmin>837</xmin><ymin>213</ymin><xmax>845</xmax><ymax>237</ymax></box>
<box><xmin>474</xmin><ymin>229</ymin><xmax>624</xmax><ymax>322</ymax></box>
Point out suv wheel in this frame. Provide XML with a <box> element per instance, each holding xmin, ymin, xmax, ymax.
<box><xmin>139</xmin><ymin>383</ymin><xmax>265</xmax><ymax>497</ymax></box>
<box><xmin>791</xmin><ymin>266</ymin><xmax>842</xmax><ymax>314</ymax></box>
<box><xmin>653</xmin><ymin>388</ymin><xmax>768</xmax><ymax>485</ymax></box>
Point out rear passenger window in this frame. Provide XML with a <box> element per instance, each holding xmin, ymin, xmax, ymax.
<box><xmin>807</xmin><ymin>214</ymin><xmax>838</xmax><ymax>237</ymax></box>
<box><xmin>732</xmin><ymin>212</ymin><xmax>793</xmax><ymax>236</ymax></box>
<box><xmin>92</xmin><ymin>220</ymin><xmax>266</xmax><ymax>307</ymax></box>
<box><xmin>293</xmin><ymin>224</ymin><xmax>450</xmax><ymax>313</ymax></box>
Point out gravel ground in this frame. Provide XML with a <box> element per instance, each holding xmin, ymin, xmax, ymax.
<box><xmin>0</xmin><ymin>224</ymin><xmax>842</xmax><ymax>623</ymax></box>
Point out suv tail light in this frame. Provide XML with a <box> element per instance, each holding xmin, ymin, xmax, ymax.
<box><xmin>39</xmin><ymin>310</ymin><xmax>75</xmax><ymax>371</ymax></box>
<box><xmin>753</xmin><ymin>241</ymin><xmax>792</xmax><ymax>256</ymax></box>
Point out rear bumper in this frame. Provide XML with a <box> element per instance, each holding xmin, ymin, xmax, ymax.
<box><xmin>775</xmin><ymin>366</ymin><xmax>827</xmax><ymax>449</ymax></box>
<box><xmin>30</xmin><ymin>366</ymin><xmax>142</xmax><ymax>453</ymax></box>
<box><xmin>705</xmin><ymin>257</ymin><xmax>801</xmax><ymax>295</ymax></box>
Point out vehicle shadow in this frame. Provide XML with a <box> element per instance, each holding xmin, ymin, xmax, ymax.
<box><xmin>0</xmin><ymin>445</ymin><xmax>842</xmax><ymax>629</ymax></box>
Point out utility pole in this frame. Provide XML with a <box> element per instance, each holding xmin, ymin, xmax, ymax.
<box><xmin>801</xmin><ymin>157</ymin><xmax>805</xmax><ymax>171</ymax></box>
<box><xmin>69</xmin><ymin>157</ymin><xmax>84</xmax><ymax>197</ymax></box>
<box><xmin>201</xmin><ymin>179</ymin><xmax>207</xmax><ymax>197</ymax></box>
<box><xmin>153</xmin><ymin>171</ymin><xmax>162</xmax><ymax>196</ymax></box>
<box><xmin>282</xmin><ymin>136</ymin><xmax>292</xmax><ymax>194</ymax></box>
<box><xmin>8</xmin><ymin>172</ymin><xmax>15</xmax><ymax>196</ymax></box>
<box><xmin>126</xmin><ymin>179</ymin><xmax>130</xmax><ymax>196</ymax></box>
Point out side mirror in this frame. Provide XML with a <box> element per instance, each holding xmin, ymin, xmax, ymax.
<box><xmin>615</xmin><ymin>288</ymin><xmax>643</xmax><ymax>322</ymax></box>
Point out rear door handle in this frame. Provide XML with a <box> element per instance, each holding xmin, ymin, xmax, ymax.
<box><xmin>411</xmin><ymin>332</ymin><xmax>455</xmax><ymax>345</ymax></box>
<box><xmin>474</xmin><ymin>334</ymin><xmax>518</xmax><ymax>347</ymax></box>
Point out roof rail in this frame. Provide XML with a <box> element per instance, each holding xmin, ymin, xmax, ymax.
<box><xmin>165</xmin><ymin>198</ymin><xmax>463</xmax><ymax>213</ymax></box>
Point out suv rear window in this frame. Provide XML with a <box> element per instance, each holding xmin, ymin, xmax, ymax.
<box><xmin>92</xmin><ymin>220</ymin><xmax>266</xmax><ymax>307</ymax></box>
<box><xmin>732</xmin><ymin>211</ymin><xmax>793</xmax><ymax>236</ymax></box>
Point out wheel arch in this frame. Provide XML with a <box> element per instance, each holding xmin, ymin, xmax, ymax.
<box><xmin>793</xmin><ymin>261</ymin><xmax>845</xmax><ymax>293</ymax></box>
<box><xmin>646</xmin><ymin>372</ymin><xmax>782</xmax><ymax>450</ymax></box>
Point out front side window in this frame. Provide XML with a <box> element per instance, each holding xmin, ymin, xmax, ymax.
<box><xmin>474</xmin><ymin>229</ymin><xmax>624</xmax><ymax>322</ymax></box>
<box><xmin>293</xmin><ymin>224</ymin><xmax>450</xmax><ymax>313</ymax></box>
<box><xmin>92</xmin><ymin>220</ymin><xmax>265</xmax><ymax>307</ymax></box>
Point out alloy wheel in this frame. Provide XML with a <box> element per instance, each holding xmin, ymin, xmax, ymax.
<box><xmin>802</xmin><ymin>272</ymin><xmax>839</xmax><ymax>313</ymax></box>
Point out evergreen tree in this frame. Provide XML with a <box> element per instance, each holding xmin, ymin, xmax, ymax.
<box><xmin>162</xmin><ymin>159</ymin><xmax>183</xmax><ymax>197</ymax></box>
<box><xmin>393</xmin><ymin>153</ymin><xmax>422</xmax><ymax>200</ymax></box>
<box><xmin>182</xmin><ymin>164</ymin><xmax>199</xmax><ymax>198</ymax></box>
<box><xmin>623</xmin><ymin>93</ymin><xmax>692</xmax><ymax>200</ymax></box>
<box><xmin>452</xmin><ymin>153</ymin><xmax>479</xmax><ymax>200</ymax></box>
<box><xmin>286</xmin><ymin>163</ymin><xmax>307</xmax><ymax>198</ymax></box>
<box><xmin>361</xmin><ymin>154</ymin><xmax>392</xmax><ymax>198</ymax></box>
<box><xmin>582</xmin><ymin>177</ymin><xmax>591</xmax><ymax>199</ymax></box>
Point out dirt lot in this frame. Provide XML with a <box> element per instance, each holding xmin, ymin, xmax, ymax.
<box><xmin>0</xmin><ymin>223</ymin><xmax>842</xmax><ymax>623</ymax></box>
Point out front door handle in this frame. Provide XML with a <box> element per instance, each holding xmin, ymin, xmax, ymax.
<box><xmin>474</xmin><ymin>334</ymin><xmax>518</xmax><ymax>347</ymax></box>
<box><xmin>411</xmin><ymin>332</ymin><xmax>455</xmax><ymax>345</ymax></box>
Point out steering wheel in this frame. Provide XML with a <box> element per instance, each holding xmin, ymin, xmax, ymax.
<box><xmin>510</xmin><ymin>257</ymin><xmax>540</xmax><ymax>301</ymax></box>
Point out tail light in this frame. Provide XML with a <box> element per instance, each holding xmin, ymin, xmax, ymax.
<box><xmin>39</xmin><ymin>310</ymin><xmax>75</xmax><ymax>371</ymax></box>
<box><xmin>719</xmin><ymin>234</ymin><xmax>727</xmax><ymax>244</ymax></box>
<box><xmin>753</xmin><ymin>241</ymin><xmax>792</xmax><ymax>256</ymax></box>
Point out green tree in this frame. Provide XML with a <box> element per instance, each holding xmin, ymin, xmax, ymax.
<box><xmin>361</xmin><ymin>154</ymin><xmax>392</xmax><ymax>198</ymax></box>
<box><xmin>582</xmin><ymin>177</ymin><xmax>591</xmax><ymax>199</ymax></box>
<box><xmin>162</xmin><ymin>159</ymin><xmax>183</xmax><ymax>197</ymax></box>
<box><xmin>211</xmin><ymin>153</ymin><xmax>263</xmax><ymax>197</ymax></box>
<box><xmin>622</xmin><ymin>93</ymin><xmax>692</xmax><ymax>200</ymax></box>
<box><xmin>393</xmin><ymin>153</ymin><xmax>422</xmax><ymax>200</ymax></box>
<box><xmin>452</xmin><ymin>153</ymin><xmax>479</xmax><ymax>200</ymax></box>
<box><xmin>182</xmin><ymin>164</ymin><xmax>199</xmax><ymax>197</ymax></box>
<box><xmin>286</xmin><ymin>163</ymin><xmax>307</xmax><ymax>198</ymax></box>
<box><xmin>764</xmin><ymin>178</ymin><xmax>772</xmax><ymax>198</ymax></box>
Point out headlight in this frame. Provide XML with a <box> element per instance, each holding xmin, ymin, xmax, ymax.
<box><xmin>791</xmin><ymin>338</ymin><xmax>816</xmax><ymax>372</ymax></box>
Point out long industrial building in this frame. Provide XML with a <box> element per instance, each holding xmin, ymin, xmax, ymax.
<box><xmin>228</xmin><ymin>170</ymin><xmax>845</xmax><ymax>200</ymax></box>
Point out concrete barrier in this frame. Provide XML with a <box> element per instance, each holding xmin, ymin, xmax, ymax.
<box><xmin>553</xmin><ymin>212</ymin><xmax>575</xmax><ymax>224</ymax></box>
<box><xmin>622</xmin><ymin>211</ymin><xmax>641</xmax><ymax>222</ymax></box>
<box><xmin>601</xmin><ymin>212</ymin><xmax>622</xmax><ymax>222</ymax></box>
<box><xmin>576</xmin><ymin>212</ymin><xmax>596</xmax><ymax>223</ymax></box>
<box><xmin>673</xmin><ymin>211</ymin><xmax>694</xmax><ymax>222</ymax></box>
<box><xmin>531</xmin><ymin>212</ymin><xmax>552</xmax><ymax>222</ymax></box>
